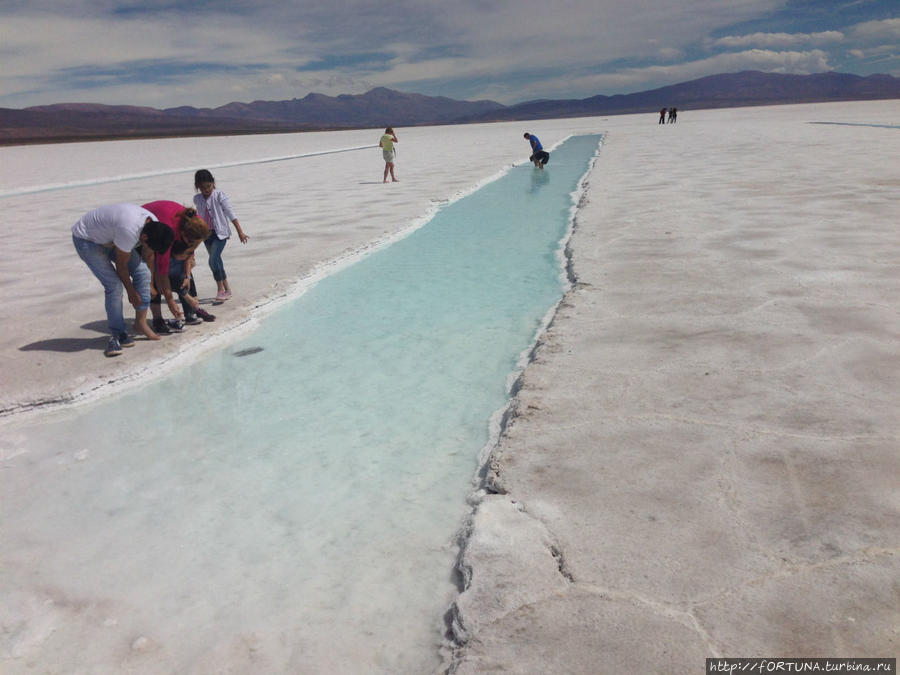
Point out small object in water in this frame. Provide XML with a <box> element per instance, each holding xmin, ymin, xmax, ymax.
<box><xmin>234</xmin><ymin>346</ymin><xmax>264</xmax><ymax>357</ymax></box>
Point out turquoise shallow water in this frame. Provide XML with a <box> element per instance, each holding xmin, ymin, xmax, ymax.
<box><xmin>1</xmin><ymin>134</ymin><xmax>602</xmax><ymax>673</ymax></box>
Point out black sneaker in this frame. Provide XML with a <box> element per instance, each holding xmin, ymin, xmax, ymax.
<box><xmin>167</xmin><ymin>319</ymin><xmax>185</xmax><ymax>333</ymax></box>
<box><xmin>196</xmin><ymin>308</ymin><xmax>216</xmax><ymax>322</ymax></box>
<box><xmin>118</xmin><ymin>332</ymin><xmax>135</xmax><ymax>348</ymax></box>
<box><xmin>152</xmin><ymin>317</ymin><xmax>171</xmax><ymax>335</ymax></box>
<box><xmin>105</xmin><ymin>336</ymin><xmax>123</xmax><ymax>357</ymax></box>
<box><xmin>184</xmin><ymin>313</ymin><xmax>202</xmax><ymax>325</ymax></box>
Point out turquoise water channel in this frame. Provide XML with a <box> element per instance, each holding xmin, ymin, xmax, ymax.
<box><xmin>1</xmin><ymin>134</ymin><xmax>602</xmax><ymax>673</ymax></box>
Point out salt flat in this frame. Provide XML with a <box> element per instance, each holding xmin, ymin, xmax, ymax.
<box><xmin>1</xmin><ymin>101</ymin><xmax>898</xmax><ymax>673</ymax></box>
<box><xmin>449</xmin><ymin>100</ymin><xmax>900</xmax><ymax>673</ymax></box>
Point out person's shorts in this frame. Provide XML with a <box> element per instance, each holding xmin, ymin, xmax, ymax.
<box><xmin>151</xmin><ymin>274</ymin><xmax>188</xmax><ymax>304</ymax></box>
<box><xmin>534</xmin><ymin>150</ymin><xmax>550</xmax><ymax>165</ymax></box>
<box><xmin>169</xmin><ymin>275</ymin><xmax>188</xmax><ymax>298</ymax></box>
<box><xmin>383</xmin><ymin>149</ymin><xmax>395</xmax><ymax>163</ymax></box>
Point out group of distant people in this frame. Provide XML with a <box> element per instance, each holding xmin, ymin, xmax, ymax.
<box><xmin>72</xmin><ymin>169</ymin><xmax>249</xmax><ymax>357</ymax></box>
<box><xmin>659</xmin><ymin>107</ymin><xmax>678</xmax><ymax>124</ymax></box>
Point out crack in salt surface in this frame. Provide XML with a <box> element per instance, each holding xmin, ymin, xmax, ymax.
<box><xmin>563</xmin><ymin>546</ymin><xmax>900</xmax><ymax>662</ymax></box>
<box><xmin>559</xmin><ymin>544</ymin><xmax>890</xmax><ymax>660</ymax></box>
<box><xmin>444</xmin><ymin>497</ymin><xmax>577</xmax><ymax>657</ymax></box>
<box><xmin>549</xmin><ymin>544</ymin><xmax>575</xmax><ymax>583</ymax></box>
<box><xmin>598</xmin><ymin>411</ymin><xmax>895</xmax><ymax>443</ymax></box>
<box><xmin>691</xmin><ymin>546</ymin><xmax>899</xmax><ymax>608</ymax></box>
<box><xmin>575</xmin><ymin>583</ymin><xmax>724</xmax><ymax>657</ymax></box>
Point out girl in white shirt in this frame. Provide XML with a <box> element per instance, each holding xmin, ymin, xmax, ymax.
<box><xmin>193</xmin><ymin>169</ymin><xmax>249</xmax><ymax>302</ymax></box>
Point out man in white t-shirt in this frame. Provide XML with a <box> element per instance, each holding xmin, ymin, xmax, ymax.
<box><xmin>72</xmin><ymin>203</ymin><xmax>175</xmax><ymax>356</ymax></box>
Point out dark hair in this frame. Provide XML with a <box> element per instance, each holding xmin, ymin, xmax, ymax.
<box><xmin>171</xmin><ymin>240</ymin><xmax>189</xmax><ymax>256</ymax></box>
<box><xmin>194</xmin><ymin>169</ymin><xmax>215</xmax><ymax>189</ymax></box>
<box><xmin>176</xmin><ymin>207</ymin><xmax>209</xmax><ymax>244</ymax></box>
<box><xmin>523</xmin><ymin>132</ymin><xmax>530</xmax><ymax>138</ymax></box>
<box><xmin>142</xmin><ymin>221</ymin><xmax>175</xmax><ymax>253</ymax></box>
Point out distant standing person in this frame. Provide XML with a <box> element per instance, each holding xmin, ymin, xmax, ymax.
<box><xmin>193</xmin><ymin>169</ymin><xmax>249</xmax><ymax>303</ymax></box>
<box><xmin>380</xmin><ymin>127</ymin><xmax>399</xmax><ymax>183</ymax></box>
<box><xmin>659</xmin><ymin>107</ymin><xmax>667</xmax><ymax>124</ymax></box>
<box><xmin>524</xmin><ymin>132</ymin><xmax>549</xmax><ymax>169</ymax></box>
<box><xmin>71</xmin><ymin>203</ymin><xmax>175</xmax><ymax>356</ymax></box>
<box><xmin>668</xmin><ymin>107</ymin><xmax>677</xmax><ymax>123</ymax></box>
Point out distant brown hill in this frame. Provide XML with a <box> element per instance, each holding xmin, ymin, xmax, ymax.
<box><xmin>2</xmin><ymin>71</ymin><xmax>897</xmax><ymax>145</ymax></box>
<box><xmin>164</xmin><ymin>87</ymin><xmax>506</xmax><ymax>127</ymax></box>
<box><xmin>0</xmin><ymin>104</ymin><xmax>308</xmax><ymax>145</ymax></box>
<box><xmin>456</xmin><ymin>71</ymin><xmax>900</xmax><ymax>122</ymax></box>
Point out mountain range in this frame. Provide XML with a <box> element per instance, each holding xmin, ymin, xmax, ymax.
<box><xmin>2</xmin><ymin>71</ymin><xmax>898</xmax><ymax>145</ymax></box>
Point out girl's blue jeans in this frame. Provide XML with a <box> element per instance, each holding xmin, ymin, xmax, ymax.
<box><xmin>205</xmin><ymin>234</ymin><xmax>228</xmax><ymax>282</ymax></box>
<box><xmin>73</xmin><ymin>235</ymin><xmax>151</xmax><ymax>335</ymax></box>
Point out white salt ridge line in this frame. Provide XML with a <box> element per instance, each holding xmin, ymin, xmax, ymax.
<box><xmin>0</xmin><ymin>144</ymin><xmax>378</xmax><ymax>198</ymax></box>
<box><xmin>809</xmin><ymin>122</ymin><xmax>900</xmax><ymax>129</ymax></box>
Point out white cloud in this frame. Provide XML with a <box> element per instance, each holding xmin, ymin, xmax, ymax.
<box><xmin>848</xmin><ymin>17</ymin><xmax>900</xmax><ymax>42</ymax></box>
<box><xmin>481</xmin><ymin>49</ymin><xmax>834</xmax><ymax>102</ymax></box>
<box><xmin>658</xmin><ymin>48</ymin><xmax>684</xmax><ymax>60</ymax></box>
<box><xmin>438</xmin><ymin>0</ymin><xmax>784</xmax><ymax>73</ymax></box>
<box><xmin>8</xmin><ymin>69</ymin><xmax>377</xmax><ymax>110</ymax></box>
<box><xmin>710</xmin><ymin>18</ymin><xmax>900</xmax><ymax>54</ymax></box>
<box><xmin>1</xmin><ymin>0</ymin><xmax>869</xmax><ymax>108</ymax></box>
<box><xmin>355</xmin><ymin>0</ymin><xmax>787</xmax><ymax>100</ymax></box>
<box><xmin>2</xmin><ymin>12</ymin><xmax>315</xmax><ymax>73</ymax></box>
<box><xmin>710</xmin><ymin>31</ymin><xmax>844</xmax><ymax>49</ymax></box>
<box><xmin>0</xmin><ymin>11</ymin><xmax>318</xmax><ymax>102</ymax></box>
<box><xmin>848</xmin><ymin>44</ymin><xmax>898</xmax><ymax>59</ymax></box>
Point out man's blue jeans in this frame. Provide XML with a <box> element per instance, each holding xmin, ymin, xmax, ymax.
<box><xmin>73</xmin><ymin>235</ymin><xmax>151</xmax><ymax>335</ymax></box>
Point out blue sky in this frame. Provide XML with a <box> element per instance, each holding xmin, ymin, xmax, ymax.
<box><xmin>1</xmin><ymin>0</ymin><xmax>897</xmax><ymax>109</ymax></box>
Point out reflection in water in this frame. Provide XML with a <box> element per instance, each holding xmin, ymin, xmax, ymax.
<box><xmin>530</xmin><ymin>167</ymin><xmax>550</xmax><ymax>193</ymax></box>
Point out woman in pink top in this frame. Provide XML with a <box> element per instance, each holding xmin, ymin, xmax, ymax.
<box><xmin>142</xmin><ymin>201</ymin><xmax>209</xmax><ymax>333</ymax></box>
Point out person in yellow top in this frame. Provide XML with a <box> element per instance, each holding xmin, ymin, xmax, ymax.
<box><xmin>379</xmin><ymin>127</ymin><xmax>399</xmax><ymax>183</ymax></box>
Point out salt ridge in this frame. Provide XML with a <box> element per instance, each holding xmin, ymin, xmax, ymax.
<box><xmin>0</xmin><ymin>144</ymin><xmax>377</xmax><ymax>198</ymax></box>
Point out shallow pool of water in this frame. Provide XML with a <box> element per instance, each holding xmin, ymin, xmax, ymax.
<box><xmin>1</xmin><ymin>134</ymin><xmax>602</xmax><ymax>673</ymax></box>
